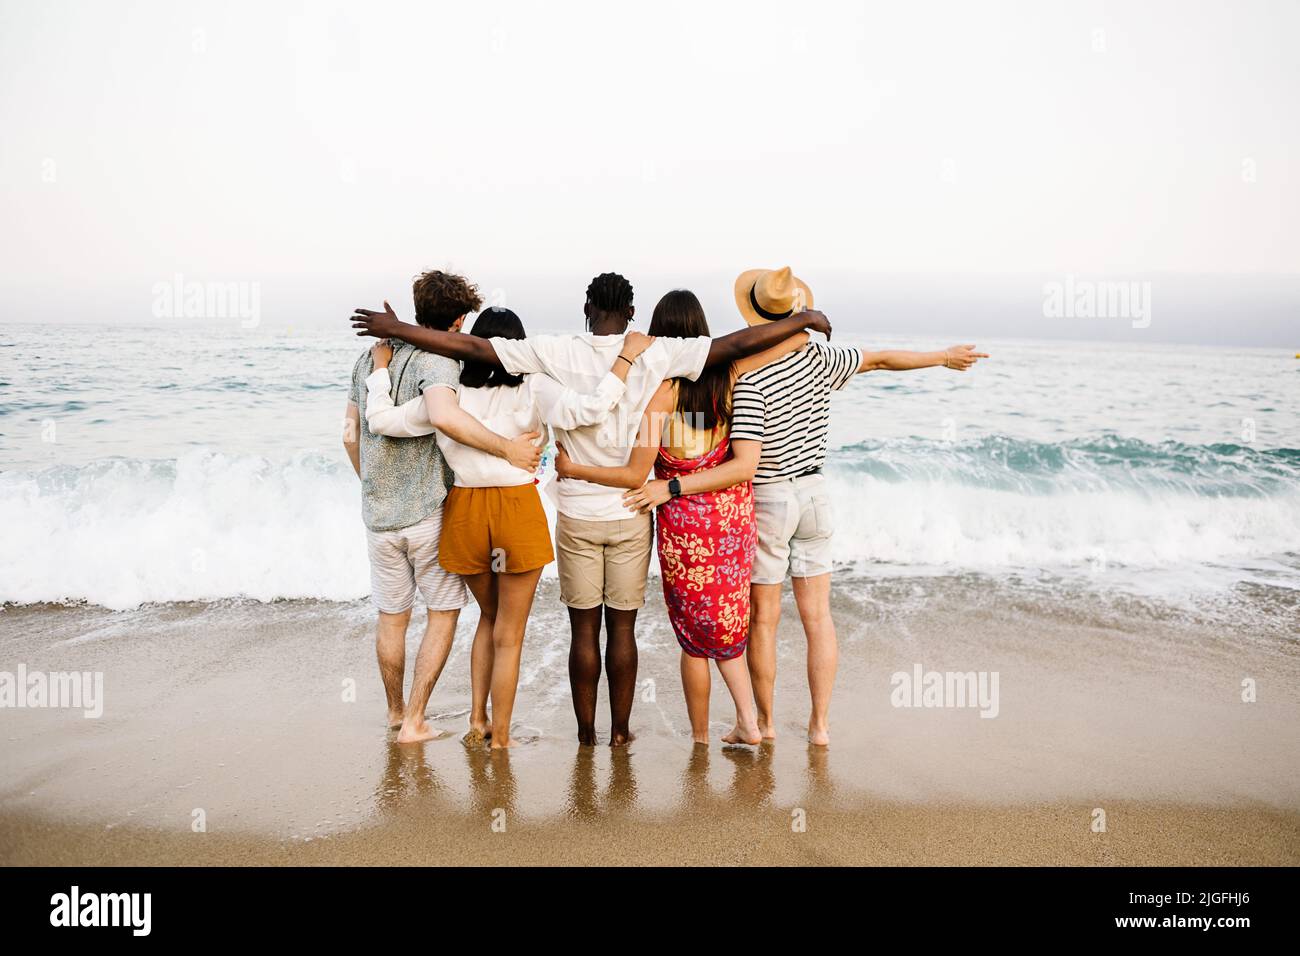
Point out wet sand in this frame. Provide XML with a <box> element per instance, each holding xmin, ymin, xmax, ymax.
<box><xmin>2</xmin><ymin>576</ymin><xmax>1298</xmax><ymax>866</ymax></box>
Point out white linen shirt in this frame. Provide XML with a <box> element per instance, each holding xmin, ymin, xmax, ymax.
<box><xmin>364</xmin><ymin>367</ymin><xmax>627</xmax><ymax>488</ymax></box>
<box><xmin>490</xmin><ymin>334</ymin><xmax>710</xmax><ymax>520</ymax></box>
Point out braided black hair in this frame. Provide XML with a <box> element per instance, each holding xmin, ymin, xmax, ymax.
<box><xmin>585</xmin><ymin>272</ymin><xmax>634</xmax><ymax>314</ymax></box>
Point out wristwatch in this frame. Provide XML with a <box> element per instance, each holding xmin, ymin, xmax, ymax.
<box><xmin>668</xmin><ymin>478</ymin><xmax>682</xmax><ymax>498</ymax></box>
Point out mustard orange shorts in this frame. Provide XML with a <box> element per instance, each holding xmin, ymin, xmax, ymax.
<box><xmin>438</xmin><ymin>484</ymin><xmax>555</xmax><ymax>575</ymax></box>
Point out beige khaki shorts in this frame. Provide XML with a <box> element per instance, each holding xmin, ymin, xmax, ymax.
<box><xmin>555</xmin><ymin>511</ymin><xmax>653</xmax><ymax>610</ymax></box>
<box><xmin>365</xmin><ymin>510</ymin><xmax>469</xmax><ymax>614</ymax></box>
<box><xmin>751</xmin><ymin>473</ymin><xmax>834</xmax><ymax>584</ymax></box>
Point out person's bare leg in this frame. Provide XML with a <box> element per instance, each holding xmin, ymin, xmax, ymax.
<box><xmin>747</xmin><ymin>583</ymin><xmax>783</xmax><ymax>739</ymax></box>
<box><xmin>604</xmin><ymin>606</ymin><xmax>639</xmax><ymax>746</ymax></box>
<box><xmin>717</xmin><ymin>655</ymin><xmax>762</xmax><ymax>745</ymax></box>
<box><xmin>680</xmin><ymin>651</ymin><xmax>711</xmax><ymax>744</ymax></box>
<box><xmin>396</xmin><ymin>608</ymin><xmax>459</xmax><ymax>744</ymax></box>
<box><xmin>375</xmin><ymin>609</ymin><xmax>411</xmax><ymax>728</ymax></box>
<box><xmin>463</xmin><ymin>573</ymin><xmax>498</xmax><ymax>743</ymax></box>
<box><xmin>568</xmin><ymin>606</ymin><xmax>603</xmax><ymax>746</ymax></box>
<box><xmin>489</xmin><ymin>567</ymin><xmax>543</xmax><ymax>749</ymax></box>
<box><xmin>792</xmin><ymin>573</ymin><xmax>836</xmax><ymax>747</ymax></box>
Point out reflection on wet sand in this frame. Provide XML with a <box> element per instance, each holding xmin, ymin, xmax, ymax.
<box><xmin>464</xmin><ymin>745</ymin><xmax>519</xmax><ymax>820</ymax></box>
<box><xmin>803</xmin><ymin>744</ymin><xmax>833</xmax><ymax>800</ymax></box>
<box><xmin>566</xmin><ymin>747</ymin><xmax>599</xmax><ymax>818</ymax></box>
<box><xmin>564</xmin><ymin>746</ymin><xmax>641</xmax><ymax>818</ymax></box>
<box><xmin>680</xmin><ymin>741</ymin><xmax>782</xmax><ymax>810</ymax></box>
<box><xmin>698</xmin><ymin>738</ymin><xmax>843</xmax><ymax>810</ymax></box>
<box><xmin>374</xmin><ymin>740</ymin><xmax>445</xmax><ymax>814</ymax></box>
<box><xmin>720</xmin><ymin>745</ymin><xmax>778</xmax><ymax>808</ymax></box>
<box><xmin>3</xmin><ymin>595</ymin><xmax>1296</xmax><ymax>866</ymax></box>
<box><xmin>607</xmin><ymin>748</ymin><xmax>638</xmax><ymax>812</ymax></box>
<box><xmin>366</xmin><ymin>702</ymin><xmax>847</xmax><ymax>832</ymax></box>
<box><xmin>371</xmin><ymin>731</ymin><xmax>841</xmax><ymax>830</ymax></box>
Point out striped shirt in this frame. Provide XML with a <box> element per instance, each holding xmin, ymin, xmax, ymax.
<box><xmin>730</xmin><ymin>342</ymin><xmax>863</xmax><ymax>483</ymax></box>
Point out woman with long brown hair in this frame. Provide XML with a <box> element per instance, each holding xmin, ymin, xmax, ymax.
<box><xmin>556</xmin><ymin>290</ymin><xmax>806</xmax><ymax>746</ymax></box>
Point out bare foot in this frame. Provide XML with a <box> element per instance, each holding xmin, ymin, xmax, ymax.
<box><xmin>387</xmin><ymin>708</ymin><xmax>404</xmax><ymax>730</ymax></box>
<box><xmin>462</xmin><ymin>728</ymin><xmax>488</xmax><ymax>747</ymax></box>
<box><xmin>577</xmin><ymin>727</ymin><xmax>598</xmax><ymax>747</ymax></box>
<box><xmin>807</xmin><ymin>724</ymin><xmax>830</xmax><ymax>747</ymax></box>
<box><xmin>757</xmin><ymin>720</ymin><xmax>777</xmax><ymax>741</ymax></box>
<box><xmin>609</xmin><ymin>729</ymin><xmax>635</xmax><ymax>747</ymax></box>
<box><xmin>490</xmin><ymin>736</ymin><xmax>520</xmax><ymax>749</ymax></box>
<box><xmin>692</xmin><ymin>734</ymin><xmax>709</xmax><ymax>745</ymax></box>
<box><xmin>722</xmin><ymin>721</ymin><xmax>762</xmax><ymax>746</ymax></box>
<box><xmin>396</xmin><ymin>720</ymin><xmax>446</xmax><ymax>744</ymax></box>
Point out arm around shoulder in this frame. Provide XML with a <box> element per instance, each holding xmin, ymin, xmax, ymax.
<box><xmin>365</xmin><ymin>367</ymin><xmax>436</xmax><ymax>438</ymax></box>
<box><xmin>555</xmin><ymin>379</ymin><xmax>672</xmax><ymax>490</ymax></box>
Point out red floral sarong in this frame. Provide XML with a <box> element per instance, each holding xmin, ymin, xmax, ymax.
<box><xmin>654</xmin><ymin>435</ymin><xmax>757</xmax><ymax>660</ymax></box>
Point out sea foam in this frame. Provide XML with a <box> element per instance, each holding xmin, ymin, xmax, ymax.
<box><xmin>2</xmin><ymin>438</ymin><xmax>1297</xmax><ymax>610</ymax></box>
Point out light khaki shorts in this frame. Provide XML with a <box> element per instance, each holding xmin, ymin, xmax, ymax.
<box><xmin>751</xmin><ymin>473</ymin><xmax>834</xmax><ymax>585</ymax></box>
<box><xmin>555</xmin><ymin>511</ymin><xmax>653</xmax><ymax>610</ymax></box>
<box><xmin>365</xmin><ymin>510</ymin><xmax>469</xmax><ymax>614</ymax></box>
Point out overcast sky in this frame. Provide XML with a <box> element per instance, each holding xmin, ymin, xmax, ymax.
<box><xmin>0</xmin><ymin>0</ymin><xmax>1296</xmax><ymax>343</ymax></box>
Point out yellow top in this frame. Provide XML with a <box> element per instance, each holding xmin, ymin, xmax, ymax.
<box><xmin>660</xmin><ymin>383</ymin><xmax>728</xmax><ymax>460</ymax></box>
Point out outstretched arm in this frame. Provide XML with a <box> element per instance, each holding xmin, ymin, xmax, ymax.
<box><xmin>351</xmin><ymin>301</ymin><xmax>501</xmax><ymax>367</ymax></box>
<box><xmin>860</xmin><ymin>343</ymin><xmax>988</xmax><ymax>373</ymax></box>
<box><xmin>705</xmin><ymin>310</ymin><xmax>831</xmax><ymax>367</ymax></box>
<box><xmin>622</xmin><ymin>439</ymin><xmax>762</xmax><ymax>513</ymax></box>
<box><xmin>554</xmin><ymin>380</ymin><xmax>674</xmax><ymax>490</ymax></box>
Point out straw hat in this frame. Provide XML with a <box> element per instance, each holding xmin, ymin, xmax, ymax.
<box><xmin>733</xmin><ymin>266</ymin><xmax>814</xmax><ymax>326</ymax></box>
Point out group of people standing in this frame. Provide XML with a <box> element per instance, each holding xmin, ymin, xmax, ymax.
<box><xmin>344</xmin><ymin>267</ymin><xmax>986</xmax><ymax>750</ymax></box>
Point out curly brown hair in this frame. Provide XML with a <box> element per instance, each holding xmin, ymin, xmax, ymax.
<box><xmin>412</xmin><ymin>270</ymin><xmax>483</xmax><ymax>330</ymax></box>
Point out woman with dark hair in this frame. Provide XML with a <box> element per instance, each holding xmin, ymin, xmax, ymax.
<box><xmin>556</xmin><ymin>290</ymin><xmax>806</xmax><ymax>746</ymax></box>
<box><xmin>365</xmin><ymin>307</ymin><xmax>653</xmax><ymax>747</ymax></box>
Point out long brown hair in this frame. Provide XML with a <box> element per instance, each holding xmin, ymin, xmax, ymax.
<box><xmin>646</xmin><ymin>290</ymin><xmax>732</xmax><ymax>432</ymax></box>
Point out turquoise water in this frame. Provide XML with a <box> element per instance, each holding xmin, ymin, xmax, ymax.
<box><xmin>1</xmin><ymin>324</ymin><xmax>1297</xmax><ymax>608</ymax></box>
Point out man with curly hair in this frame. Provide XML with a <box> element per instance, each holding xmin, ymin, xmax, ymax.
<box><xmin>343</xmin><ymin>270</ymin><xmax>541</xmax><ymax>743</ymax></box>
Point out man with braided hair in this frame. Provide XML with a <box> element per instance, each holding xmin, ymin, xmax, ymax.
<box><xmin>582</xmin><ymin>272</ymin><xmax>634</xmax><ymax>328</ymax></box>
<box><xmin>352</xmin><ymin>272</ymin><xmax>831</xmax><ymax>746</ymax></box>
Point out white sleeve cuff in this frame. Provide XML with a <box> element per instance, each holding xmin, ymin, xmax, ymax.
<box><xmin>595</xmin><ymin>370</ymin><xmax>627</xmax><ymax>405</ymax></box>
<box><xmin>491</xmin><ymin>337</ymin><xmax>530</xmax><ymax>375</ymax></box>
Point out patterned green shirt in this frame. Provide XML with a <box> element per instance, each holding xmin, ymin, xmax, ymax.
<box><xmin>349</xmin><ymin>344</ymin><xmax>459</xmax><ymax>532</ymax></box>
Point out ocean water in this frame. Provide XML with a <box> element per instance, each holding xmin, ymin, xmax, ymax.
<box><xmin>1</xmin><ymin>323</ymin><xmax>1298</xmax><ymax>611</ymax></box>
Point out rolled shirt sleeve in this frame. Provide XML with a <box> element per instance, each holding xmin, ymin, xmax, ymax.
<box><xmin>529</xmin><ymin>371</ymin><xmax>627</xmax><ymax>431</ymax></box>
<box><xmin>490</xmin><ymin>337</ymin><xmax>545</xmax><ymax>376</ymax></box>
<box><xmin>662</xmin><ymin>336</ymin><xmax>711</xmax><ymax>381</ymax></box>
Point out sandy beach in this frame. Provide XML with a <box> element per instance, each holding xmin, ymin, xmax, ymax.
<box><xmin>3</xmin><ymin>575</ymin><xmax>1297</xmax><ymax>866</ymax></box>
